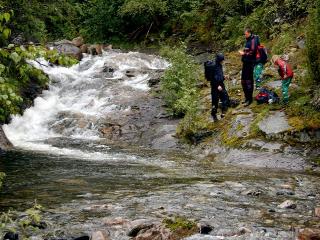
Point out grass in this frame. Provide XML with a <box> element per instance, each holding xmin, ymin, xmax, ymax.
<box><xmin>163</xmin><ymin>216</ymin><xmax>198</xmax><ymax>239</ymax></box>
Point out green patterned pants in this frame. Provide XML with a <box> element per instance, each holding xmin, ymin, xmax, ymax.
<box><xmin>254</xmin><ymin>63</ymin><xmax>264</xmax><ymax>88</ymax></box>
<box><xmin>282</xmin><ymin>78</ymin><xmax>292</xmax><ymax>103</ymax></box>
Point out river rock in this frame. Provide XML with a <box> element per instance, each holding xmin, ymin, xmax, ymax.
<box><xmin>73</xmin><ymin>236</ymin><xmax>90</xmax><ymax>240</ymax></box>
<box><xmin>151</xmin><ymin>134</ymin><xmax>177</xmax><ymax>150</ymax></box>
<box><xmin>296</xmin><ymin>36</ymin><xmax>306</xmax><ymax>49</ymax></box>
<box><xmin>238</xmin><ymin>227</ymin><xmax>252</xmax><ymax>235</ymax></box>
<box><xmin>91</xmin><ymin>231</ymin><xmax>109</xmax><ymax>240</ymax></box>
<box><xmin>197</xmin><ymin>222</ymin><xmax>214</xmax><ymax>234</ymax></box>
<box><xmin>184</xmin><ymin>235</ymin><xmax>223</xmax><ymax>240</ymax></box>
<box><xmin>258</xmin><ymin>111</ymin><xmax>291</xmax><ymax>136</ymax></box>
<box><xmin>278</xmin><ymin>200</ymin><xmax>297</xmax><ymax>209</ymax></box>
<box><xmin>80</xmin><ymin>44</ymin><xmax>88</xmax><ymax>54</ymax></box>
<box><xmin>11</xmin><ymin>33</ymin><xmax>25</xmax><ymax>45</ymax></box>
<box><xmin>133</xmin><ymin>224</ymin><xmax>173</xmax><ymax>240</ymax></box>
<box><xmin>298</xmin><ymin>228</ymin><xmax>320</xmax><ymax>240</ymax></box>
<box><xmin>0</xmin><ymin>126</ymin><xmax>13</xmax><ymax>151</ymax></box>
<box><xmin>229</xmin><ymin>109</ymin><xmax>254</xmax><ymax>138</ymax></box>
<box><xmin>315</xmin><ymin>208</ymin><xmax>320</xmax><ymax>217</ymax></box>
<box><xmin>88</xmin><ymin>44</ymin><xmax>103</xmax><ymax>55</ymax></box>
<box><xmin>266</xmin><ymin>80</ymin><xmax>282</xmax><ymax>89</ymax></box>
<box><xmin>128</xmin><ymin>223</ymin><xmax>155</xmax><ymax>237</ymax></box>
<box><xmin>49</xmin><ymin>40</ymin><xmax>82</xmax><ymax>60</ymax></box>
<box><xmin>3</xmin><ymin>232</ymin><xmax>19</xmax><ymax>240</ymax></box>
<box><xmin>72</xmin><ymin>36</ymin><xmax>84</xmax><ymax>47</ymax></box>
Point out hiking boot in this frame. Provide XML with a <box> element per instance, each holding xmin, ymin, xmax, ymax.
<box><xmin>243</xmin><ymin>101</ymin><xmax>252</xmax><ymax>107</ymax></box>
<box><xmin>212</xmin><ymin>115</ymin><xmax>218</xmax><ymax>122</ymax></box>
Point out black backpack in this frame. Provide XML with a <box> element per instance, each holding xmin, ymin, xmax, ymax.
<box><xmin>204</xmin><ymin>60</ymin><xmax>215</xmax><ymax>82</ymax></box>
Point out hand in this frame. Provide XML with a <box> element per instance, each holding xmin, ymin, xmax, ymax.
<box><xmin>218</xmin><ymin>85</ymin><xmax>223</xmax><ymax>91</ymax></box>
<box><xmin>239</xmin><ymin>50</ymin><xmax>244</xmax><ymax>55</ymax></box>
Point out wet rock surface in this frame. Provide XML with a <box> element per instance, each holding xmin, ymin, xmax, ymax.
<box><xmin>258</xmin><ymin>111</ymin><xmax>292</xmax><ymax>135</ymax></box>
<box><xmin>0</xmin><ymin>126</ymin><xmax>12</xmax><ymax>151</ymax></box>
<box><xmin>219</xmin><ymin>148</ymin><xmax>308</xmax><ymax>170</ymax></box>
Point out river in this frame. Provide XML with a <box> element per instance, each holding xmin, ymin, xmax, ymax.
<box><xmin>0</xmin><ymin>51</ymin><xmax>319</xmax><ymax>239</ymax></box>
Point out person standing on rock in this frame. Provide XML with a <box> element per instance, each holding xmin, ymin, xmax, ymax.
<box><xmin>239</xmin><ymin>28</ymin><xmax>258</xmax><ymax>106</ymax></box>
<box><xmin>204</xmin><ymin>53</ymin><xmax>229</xmax><ymax>122</ymax></box>
<box><xmin>271</xmin><ymin>55</ymin><xmax>294</xmax><ymax>105</ymax></box>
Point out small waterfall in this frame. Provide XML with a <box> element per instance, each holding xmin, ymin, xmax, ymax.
<box><xmin>3</xmin><ymin>51</ymin><xmax>169</xmax><ymax>156</ymax></box>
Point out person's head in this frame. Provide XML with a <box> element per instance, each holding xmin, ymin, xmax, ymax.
<box><xmin>271</xmin><ymin>55</ymin><xmax>280</xmax><ymax>65</ymax></box>
<box><xmin>244</xmin><ymin>28</ymin><xmax>252</xmax><ymax>39</ymax></box>
<box><xmin>216</xmin><ymin>53</ymin><xmax>225</xmax><ymax>63</ymax></box>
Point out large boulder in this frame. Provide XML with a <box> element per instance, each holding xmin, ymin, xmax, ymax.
<box><xmin>48</xmin><ymin>39</ymin><xmax>83</xmax><ymax>60</ymax></box>
<box><xmin>258</xmin><ymin>111</ymin><xmax>291</xmax><ymax>136</ymax></box>
<box><xmin>298</xmin><ymin>228</ymin><xmax>320</xmax><ymax>240</ymax></box>
<box><xmin>72</xmin><ymin>36</ymin><xmax>84</xmax><ymax>47</ymax></box>
<box><xmin>88</xmin><ymin>44</ymin><xmax>103</xmax><ymax>55</ymax></box>
<box><xmin>0</xmin><ymin>126</ymin><xmax>13</xmax><ymax>151</ymax></box>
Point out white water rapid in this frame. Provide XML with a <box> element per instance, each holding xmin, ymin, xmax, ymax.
<box><xmin>3</xmin><ymin>51</ymin><xmax>169</xmax><ymax>158</ymax></box>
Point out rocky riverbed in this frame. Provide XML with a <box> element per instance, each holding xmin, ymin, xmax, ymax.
<box><xmin>0</xmin><ymin>49</ymin><xmax>319</xmax><ymax>240</ymax></box>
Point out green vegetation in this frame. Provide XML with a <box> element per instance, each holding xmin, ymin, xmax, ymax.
<box><xmin>163</xmin><ymin>216</ymin><xmax>197</xmax><ymax>238</ymax></box>
<box><xmin>0</xmin><ymin>0</ymin><xmax>310</xmax><ymax>45</ymax></box>
<box><xmin>159</xmin><ymin>45</ymin><xmax>202</xmax><ymax>116</ymax></box>
<box><xmin>0</xmin><ymin>172</ymin><xmax>5</xmax><ymax>190</ymax></box>
<box><xmin>0</xmin><ymin>10</ymin><xmax>78</xmax><ymax>123</ymax></box>
<box><xmin>159</xmin><ymin>45</ymin><xmax>211</xmax><ymax>141</ymax></box>
<box><xmin>0</xmin><ymin>203</ymin><xmax>44</xmax><ymax>238</ymax></box>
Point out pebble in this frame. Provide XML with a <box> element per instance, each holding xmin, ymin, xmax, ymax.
<box><xmin>91</xmin><ymin>231</ymin><xmax>109</xmax><ymax>240</ymax></box>
<box><xmin>278</xmin><ymin>200</ymin><xmax>297</xmax><ymax>209</ymax></box>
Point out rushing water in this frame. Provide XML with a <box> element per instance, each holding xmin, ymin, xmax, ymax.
<box><xmin>0</xmin><ymin>51</ymin><xmax>319</xmax><ymax>239</ymax></box>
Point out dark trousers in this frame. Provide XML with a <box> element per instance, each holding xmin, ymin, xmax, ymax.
<box><xmin>241</xmin><ymin>62</ymin><xmax>254</xmax><ymax>103</ymax></box>
<box><xmin>211</xmin><ymin>84</ymin><xmax>229</xmax><ymax>117</ymax></box>
<box><xmin>241</xmin><ymin>79</ymin><xmax>254</xmax><ymax>103</ymax></box>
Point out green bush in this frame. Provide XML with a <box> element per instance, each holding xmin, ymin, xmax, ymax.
<box><xmin>159</xmin><ymin>45</ymin><xmax>211</xmax><ymax>141</ymax></box>
<box><xmin>159</xmin><ymin>44</ymin><xmax>202</xmax><ymax>116</ymax></box>
<box><xmin>306</xmin><ymin>0</ymin><xmax>320</xmax><ymax>84</ymax></box>
<box><xmin>0</xmin><ymin>172</ymin><xmax>5</xmax><ymax>190</ymax></box>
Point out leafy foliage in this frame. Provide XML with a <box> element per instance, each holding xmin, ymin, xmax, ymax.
<box><xmin>0</xmin><ymin>202</ymin><xmax>44</xmax><ymax>238</ymax></box>
<box><xmin>0</xmin><ymin>172</ymin><xmax>5</xmax><ymax>190</ymax></box>
<box><xmin>306</xmin><ymin>0</ymin><xmax>320</xmax><ymax>84</ymax></box>
<box><xmin>2</xmin><ymin>0</ymin><xmax>81</xmax><ymax>42</ymax></box>
<box><xmin>159</xmin><ymin>45</ymin><xmax>201</xmax><ymax>116</ymax></box>
<box><xmin>159</xmin><ymin>45</ymin><xmax>211</xmax><ymax>141</ymax></box>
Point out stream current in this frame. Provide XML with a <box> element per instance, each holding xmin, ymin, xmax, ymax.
<box><xmin>0</xmin><ymin>51</ymin><xmax>319</xmax><ymax>239</ymax></box>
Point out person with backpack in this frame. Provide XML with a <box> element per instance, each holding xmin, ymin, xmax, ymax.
<box><xmin>271</xmin><ymin>55</ymin><xmax>294</xmax><ymax>104</ymax></box>
<box><xmin>204</xmin><ymin>53</ymin><xmax>229</xmax><ymax>121</ymax></box>
<box><xmin>254</xmin><ymin>39</ymin><xmax>268</xmax><ymax>89</ymax></box>
<box><xmin>239</xmin><ymin>28</ymin><xmax>258</xmax><ymax>106</ymax></box>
